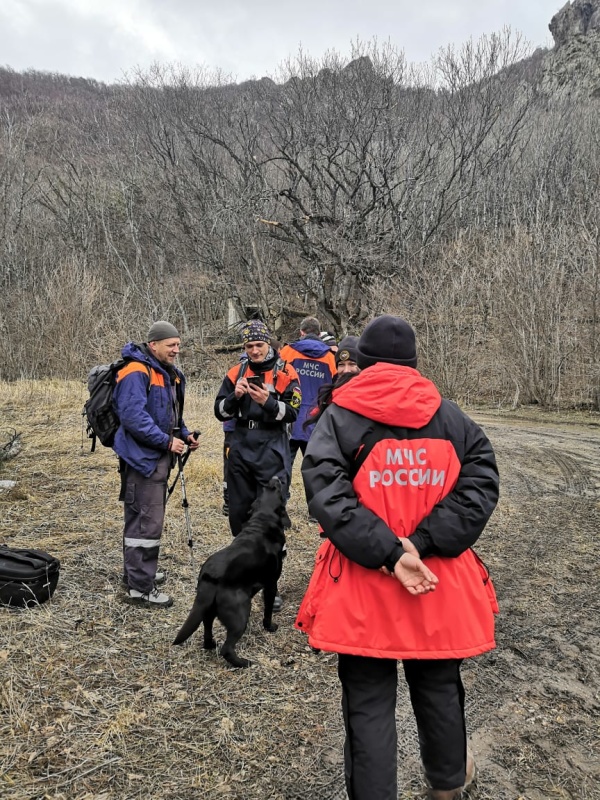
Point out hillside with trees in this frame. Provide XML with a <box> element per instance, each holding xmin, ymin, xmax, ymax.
<box><xmin>0</xmin><ymin>0</ymin><xmax>599</xmax><ymax>409</ymax></box>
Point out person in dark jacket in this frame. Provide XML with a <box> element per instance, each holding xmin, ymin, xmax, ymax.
<box><xmin>221</xmin><ymin>353</ymin><xmax>248</xmax><ymax>516</ymax></box>
<box><xmin>215</xmin><ymin>320</ymin><xmax>302</xmax><ymax>610</ymax></box>
<box><xmin>280</xmin><ymin>317</ymin><xmax>337</xmax><ymax>468</ymax></box>
<box><xmin>215</xmin><ymin>320</ymin><xmax>301</xmax><ymax>529</ymax></box>
<box><xmin>297</xmin><ymin>315</ymin><xmax>499</xmax><ymax>800</ymax></box>
<box><xmin>303</xmin><ymin>336</ymin><xmax>361</xmax><ymax>437</ymax></box>
<box><xmin>113</xmin><ymin>321</ymin><xmax>199</xmax><ymax>608</ymax></box>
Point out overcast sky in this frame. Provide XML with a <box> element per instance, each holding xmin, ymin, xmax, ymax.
<box><xmin>0</xmin><ymin>0</ymin><xmax>562</xmax><ymax>84</ymax></box>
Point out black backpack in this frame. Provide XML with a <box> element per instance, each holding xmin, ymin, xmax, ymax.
<box><xmin>0</xmin><ymin>546</ymin><xmax>60</xmax><ymax>608</ymax></box>
<box><xmin>83</xmin><ymin>358</ymin><xmax>150</xmax><ymax>452</ymax></box>
<box><xmin>82</xmin><ymin>358</ymin><xmax>128</xmax><ymax>452</ymax></box>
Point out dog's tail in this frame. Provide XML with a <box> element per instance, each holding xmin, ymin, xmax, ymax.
<box><xmin>172</xmin><ymin>598</ymin><xmax>208</xmax><ymax>645</ymax></box>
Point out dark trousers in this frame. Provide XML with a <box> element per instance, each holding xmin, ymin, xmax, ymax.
<box><xmin>122</xmin><ymin>454</ymin><xmax>170</xmax><ymax>593</ymax></box>
<box><xmin>227</xmin><ymin>438</ymin><xmax>290</xmax><ymax>537</ymax></box>
<box><xmin>223</xmin><ymin>430</ymin><xmax>234</xmax><ymax>505</ymax></box>
<box><xmin>337</xmin><ymin>654</ymin><xmax>467</xmax><ymax>800</ymax></box>
<box><xmin>289</xmin><ymin>437</ymin><xmax>308</xmax><ymax>467</ymax></box>
<box><xmin>289</xmin><ymin>438</ymin><xmax>310</xmax><ymax>506</ymax></box>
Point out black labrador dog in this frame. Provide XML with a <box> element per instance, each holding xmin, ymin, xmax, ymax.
<box><xmin>173</xmin><ymin>476</ymin><xmax>286</xmax><ymax>668</ymax></box>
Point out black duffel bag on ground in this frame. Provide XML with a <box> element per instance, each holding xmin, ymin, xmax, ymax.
<box><xmin>0</xmin><ymin>545</ymin><xmax>60</xmax><ymax>607</ymax></box>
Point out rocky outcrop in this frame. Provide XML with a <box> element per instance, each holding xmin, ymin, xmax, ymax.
<box><xmin>538</xmin><ymin>0</ymin><xmax>600</xmax><ymax>98</ymax></box>
<box><xmin>549</xmin><ymin>0</ymin><xmax>600</xmax><ymax>47</ymax></box>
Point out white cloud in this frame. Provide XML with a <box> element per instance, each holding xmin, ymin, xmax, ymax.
<box><xmin>1</xmin><ymin>0</ymin><xmax>36</xmax><ymax>34</ymax></box>
<box><xmin>0</xmin><ymin>0</ymin><xmax>561</xmax><ymax>83</ymax></box>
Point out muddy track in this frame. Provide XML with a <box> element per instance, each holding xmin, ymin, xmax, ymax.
<box><xmin>465</xmin><ymin>414</ymin><xmax>600</xmax><ymax>800</ymax></box>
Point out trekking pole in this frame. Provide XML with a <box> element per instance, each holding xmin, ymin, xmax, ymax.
<box><xmin>171</xmin><ymin>431</ymin><xmax>200</xmax><ymax>571</ymax></box>
<box><xmin>178</xmin><ymin>453</ymin><xmax>196</xmax><ymax>570</ymax></box>
<box><xmin>167</xmin><ymin>447</ymin><xmax>191</xmax><ymax>500</ymax></box>
<box><xmin>166</xmin><ymin>430</ymin><xmax>200</xmax><ymax>501</ymax></box>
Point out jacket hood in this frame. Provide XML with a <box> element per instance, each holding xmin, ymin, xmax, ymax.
<box><xmin>121</xmin><ymin>341</ymin><xmax>152</xmax><ymax>364</ymax></box>
<box><xmin>332</xmin><ymin>362</ymin><xmax>441</xmax><ymax>428</ymax></box>
<box><xmin>291</xmin><ymin>337</ymin><xmax>332</xmax><ymax>359</ymax></box>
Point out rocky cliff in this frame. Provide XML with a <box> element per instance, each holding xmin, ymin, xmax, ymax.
<box><xmin>540</xmin><ymin>0</ymin><xmax>600</xmax><ymax>97</ymax></box>
<box><xmin>549</xmin><ymin>0</ymin><xmax>600</xmax><ymax>45</ymax></box>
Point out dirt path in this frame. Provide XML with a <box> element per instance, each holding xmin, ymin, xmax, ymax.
<box><xmin>460</xmin><ymin>414</ymin><xmax>600</xmax><ymax>800</ymax></box>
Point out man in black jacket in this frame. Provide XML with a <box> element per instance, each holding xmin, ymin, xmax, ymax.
<box><xmin>214</xmin><ymin>320</ymin><xmax>301</xmax><ymax>537</ymax></box>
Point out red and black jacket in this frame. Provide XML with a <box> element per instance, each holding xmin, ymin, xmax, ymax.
<box><xmin>296</xmin><ymin>362</ymin><xmax>499</xmax><ymax>660</ymax></box>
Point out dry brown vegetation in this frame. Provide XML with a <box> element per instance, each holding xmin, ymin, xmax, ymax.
<box><xmin>2</xmin><ymin>37</ymin><xmax>600</xmax><ymax>411</ymax></box>
<box><xmin>1</xmin><ymin>380</ymin><xmax>599</xmax><ymax>800</ymax></box>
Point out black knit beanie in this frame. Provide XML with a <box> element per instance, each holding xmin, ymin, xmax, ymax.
<box><xmin>356</xmin><ymin>315</ymin><xmax>417</xmax><ymax>369</ymax></box>
<box><xmin>336</xmin><ymin>335</ymin><xmax>359</xmax><ymax>366</ymax></box>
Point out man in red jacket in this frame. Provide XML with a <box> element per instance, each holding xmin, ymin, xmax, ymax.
<box><xmin>297</xmin><ymin>315</ymin><xmax>499</xmax><ymax>800</ymax></box>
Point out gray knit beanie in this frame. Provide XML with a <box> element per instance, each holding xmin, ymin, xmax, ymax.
<box><xmin>146</xmin><ymin>321</ymin><xmax>180</xmax><ymax>342</ymax></box>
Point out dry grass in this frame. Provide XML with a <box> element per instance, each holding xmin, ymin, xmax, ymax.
<box><xmin>1</xmin><ymin>380</ymin><xmax>599</xmax><ymax>800</ymax></box>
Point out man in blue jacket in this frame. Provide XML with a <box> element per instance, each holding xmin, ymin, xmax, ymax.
<box><xmin>112</xmin><ymin>321</ymin><xmax>199</xmax><ymax>607</ymax></box>
<box><xmin>280</xmin><ymin>317</ymin><xmax>337</xmax><ymax>469</ymax></box>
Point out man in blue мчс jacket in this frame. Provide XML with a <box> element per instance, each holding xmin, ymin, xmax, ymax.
<box><xmin>112</xmin><ymin>321</ymin><xmax>199</xmax><ymax>607</ymax></box>
<box><xmin>280</xmin><ymin>316</ymin><xmax>337</xmax><ymax>468</ymax></box>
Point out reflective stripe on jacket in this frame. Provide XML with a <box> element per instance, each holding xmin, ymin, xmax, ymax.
<box><xmin>214</xmin><ymin>352</ymin><xmax>301</xmax><ymax>429</ymax></box>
